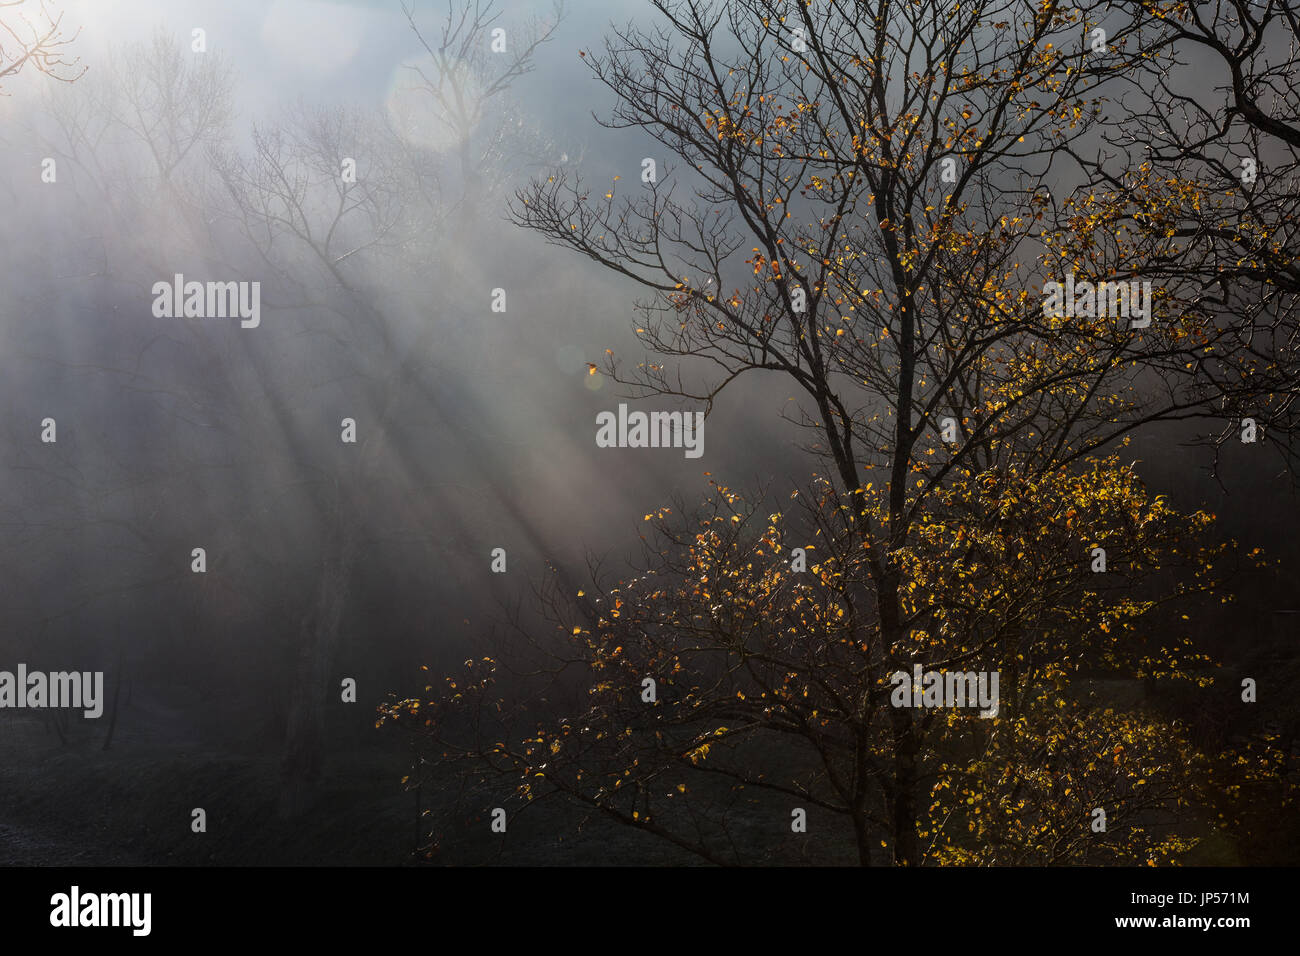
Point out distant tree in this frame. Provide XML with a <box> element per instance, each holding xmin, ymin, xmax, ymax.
<box><xmin>0</xmin><ymin>27</ymin><xmax>228</xmax><ymax>755</ymax></box>
<box><xmin>11</xmin><ymin>0</ymin><xmax>569</xmax><ymax>813</ymax></box>
<box><xmin>401</xmin><ymin>0</ymin><xmax>565</xmax><ymax>218</ymax></box>
<box><xmin>209</xmin><ymin>1</ymin><xmax>567</xmax><ymax>815</ymax></box>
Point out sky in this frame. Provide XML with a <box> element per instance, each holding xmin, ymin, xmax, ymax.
<box><xmin>55</xmin><ymin>0</ymin><xmax>640</xmax><ymax>142</ymax></box>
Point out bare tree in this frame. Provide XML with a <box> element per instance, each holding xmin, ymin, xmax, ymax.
<box><xmin>15</xmin><ymin>2</ymin><xmax>568</xmax><ymax>816</ymax></box>
<box><xmin>209</xmin><ymin>1</ymin><xmax>568</xmax><ymax>816</ymax></box>
<box><xmin>0</xmin><ymin>0</ymin><xmax>82</xmax><ymax>93</ymax></box>
<box><xmin>401</xmin><ymin>0</ymin><xmax>566</xmax><ymax>217</ymax></box>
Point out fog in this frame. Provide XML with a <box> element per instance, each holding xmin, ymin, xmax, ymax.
<box><xmin>0</xmin><ymin>0</ymin><xmax>1295</xmax><ymax>865</ymax></box>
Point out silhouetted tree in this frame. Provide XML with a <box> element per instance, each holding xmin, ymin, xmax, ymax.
<box><xmin>387</xmin><ymin>0</ymin><xmax>1297</xmax><ymax>865</ymax></box>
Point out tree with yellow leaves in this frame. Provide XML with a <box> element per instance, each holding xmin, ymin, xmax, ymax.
<box><xmin>384</xmin><ymin>0</ymin><xmax>1297</xmax><ymax>864</ymax></box>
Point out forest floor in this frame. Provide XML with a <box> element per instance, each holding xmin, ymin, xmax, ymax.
<box><xmin>0</xmin><ymin>718</ymin><xmax>853</xmax><ymax>865</ymax></box>
<box><xmin>0</xmin><ymin>682</ymin><xmax>1285</xmax><ymax>865</ymax></box>
<box><xmin>0</xmin><ymin>713</ymin><xmax>411</xmax><ymax>865</ymax></box>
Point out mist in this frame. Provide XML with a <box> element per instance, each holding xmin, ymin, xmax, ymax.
<box><xmin>0</xmin><ymin>0</ymin><xmax>1296</xmax><ymax>867</ymax></box>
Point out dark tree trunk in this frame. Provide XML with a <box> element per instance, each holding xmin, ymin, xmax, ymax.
<box><xmin>889</xmin><ymin>704</ymin><xmax>921</xmax><ymax>865</ymax></box>
<box><xmin>101</xmin><ymin>663</ymin><xmax>123</xmax><ymax>751</ymax></box>
<box><xmin>278</xmin><ymin>512</ymin><xmax>354</xmax><ymax>819</ymax></box>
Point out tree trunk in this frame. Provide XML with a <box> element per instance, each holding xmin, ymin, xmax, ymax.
<box><xmin>851</xmin><ymin>812</ymin><xmax>876</xmax><ymax>866</ymax></box>
<box><xmin>101</xmin><ymin>662</ymin><xmax>123</xmax><ymax>751</ymax></box>
<box><xmin>277</xmin><ymin>510</ymin><xmax>354</xmax><ymax>818</ymax></box>
<box><xmin>889</xmin><ymin>704</ymin><xmax>921</xmax><ymax>865</ymax></box>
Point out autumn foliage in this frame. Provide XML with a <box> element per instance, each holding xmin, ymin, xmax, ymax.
<box><xmin>383</xmin><ymin>0</ymin><xmax>1299</xmax><ymax>864</ymax></box>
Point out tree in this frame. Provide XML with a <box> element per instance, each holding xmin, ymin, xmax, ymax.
<box><xmin>0</xmin><ymin>0</ymin><xmax>82</xmax><ymax>93</ymax></box>
<box><xmin>1083</xmin><ymin>0</ymin><xmax>1300</xmax><ymax>470</ymax></box>
<box><xmin>208</xmin><ymin>1</ymin><xmax>567</xmax><ymax>815</ymax></box>
<box><xmin>385</xmin><ymin>0</ymin><xmax>1297</xmax><ymax>864</ymax></box>
<box><xmin>11</xmin><ymin>5</ymin><xmax>567</xmax><ymax>818</ymax></box>
<box><xmin>0</xmin><ymin>27</ymin><xmax>231</xmax><ymax>757</ymax></box>
<box><xmin>400</xmin><ymin>0</ymin><xmax>565</xmax><ymax>220</ymax></box>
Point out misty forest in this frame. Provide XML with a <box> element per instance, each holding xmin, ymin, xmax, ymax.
<box><xmin>1</xmin><ymin>0</ymin><xmax>1298</xmax><ymax>866</ymax></box>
